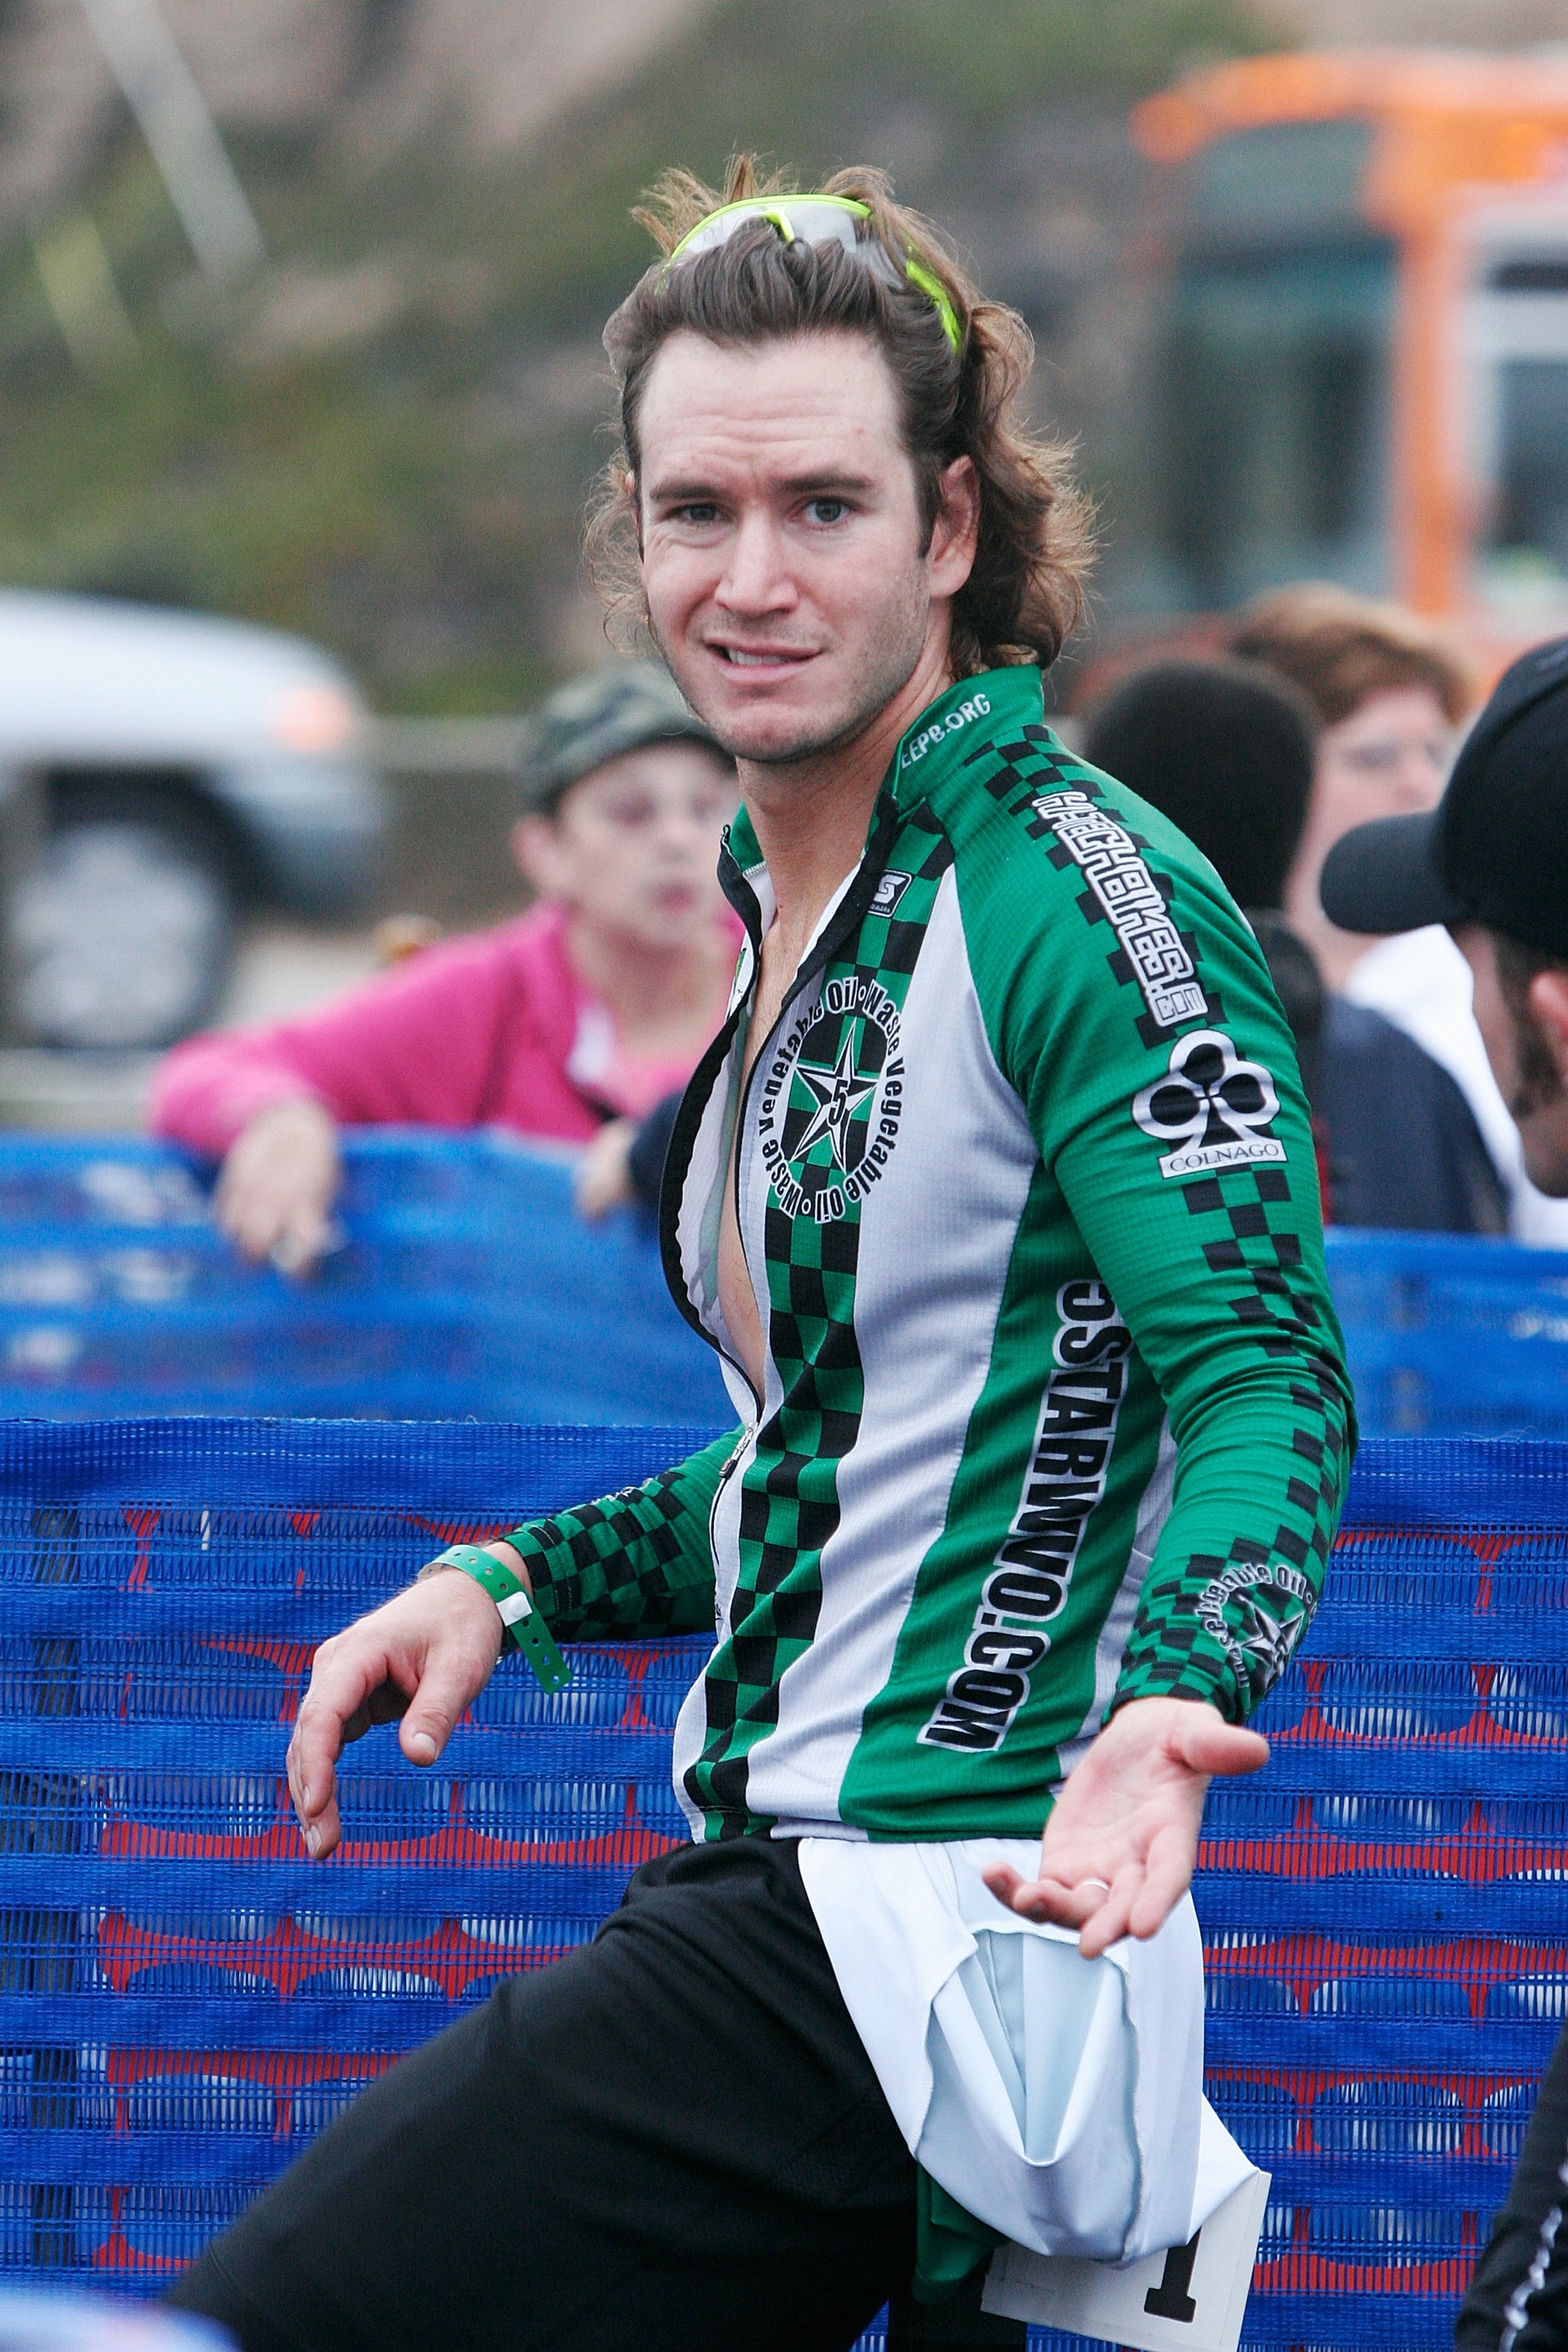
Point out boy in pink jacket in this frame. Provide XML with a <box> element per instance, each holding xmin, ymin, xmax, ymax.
<box><xmin>151</xmin><ymin>664</ymin><xmax>739</xmax><ymax>1270</ymax></box>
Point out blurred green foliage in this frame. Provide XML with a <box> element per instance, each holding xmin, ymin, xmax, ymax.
<box><xmin>0</xmin><ymin>0</ymin><xmax>1279</xmax><ymax>709</ymax></box>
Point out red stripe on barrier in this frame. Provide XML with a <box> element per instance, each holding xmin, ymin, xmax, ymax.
<box><xmin>92</xmin><ymin>2189</ymin><xmax>180</xmax><ymax>2276</ymax></box>
<box><xmin>1250</xmin><ymin>2208</ymin><xmax>1479</xmax><ymax>2299</ymax></box>
<box><xmin>99</xmin><ymin>1911</ymin><xmax>575</xmax><ymax>2001</ymax></box>
<box><xmin>1199</xmin><ymin>1796</ymin><xmax>1568</xmax><ymax>1882</ymax></box>
<box><xmin>121</xmin><ymin>1508</ymin><xmax>162</xmax><ymax>1595</ymax></box>
<box><xmin>1203</xmin><ymin>1931</ymin><xmax>1568</xmax><ymax>2017</ymax></box>
<box><xmin>103</xmin><ymin>2045</ymin><xmax>394</xmax><ymax>2138</ymax></box>
<box><xmin>1203</xmin><ymin>2063</ymin><xmax>1533</xmax><ymax>2158</ymax></box>
<box><xmin>1275</xmin><ymin>1657</ymin><xmax>1567</xmax><ymax>1754</ymax></box>
<box><xmin>96</xmin><ymin>1777</ymin><xmax>681</xmax><ymax>1868</ymax></box>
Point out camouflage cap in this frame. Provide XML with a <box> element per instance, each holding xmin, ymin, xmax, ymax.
<box><xmin>516</xmin><ymin>662</ymin><xmax>724</xmax><ymax>815</ymax></box>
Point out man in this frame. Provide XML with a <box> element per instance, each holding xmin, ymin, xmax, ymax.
<box><xmin>1321</xmin><ymin>637</ymin><xmax>1568</xmax><ymax>2349</ymax></box>
<box><xmin>151</xmin><ymin>663</ymin><xmax>739</xmax><ymax>1271</ymax></box>
<box><xmin>168</xmin><ymin>163</ymin><xmax>1352</xmax><ymax>2352</ymax></box>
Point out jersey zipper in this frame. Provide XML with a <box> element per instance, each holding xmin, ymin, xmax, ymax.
<box><xmin>706</xmin><ymin>1421</ymin><xmax>754</xmax><ymax>1635</ymax></box>
<box><xmin>724</xmin><ymin>793</ymin><xmax>905</xmax><ymax>1410</ymax></box>
<box><xmin>658</xmin><ymin>789</ymin><xmax>904</xmax><ymax>1398</ymax></box>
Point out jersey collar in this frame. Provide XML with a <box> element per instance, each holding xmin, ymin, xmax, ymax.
<box><xmin>888</xmin><ymin>663</ymin><xmax>1044</xmax><ymax>817</ymax></box>
<box><xmin>717</xmin><ymin>662</ymin><xmax>1047</xmax><ymax>944</ymax></box>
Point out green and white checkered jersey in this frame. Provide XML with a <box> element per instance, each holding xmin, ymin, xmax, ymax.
<box><xmin>503</xmin><ymin>664</ymin><xmax>1356</xmax><ymax>1843</ymax></box>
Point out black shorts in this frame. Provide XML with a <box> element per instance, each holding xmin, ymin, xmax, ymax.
<box><xmin>165</xmin><ymin>1836</ymin><xmax>1026</xmax><ymax>2352</ymax></box>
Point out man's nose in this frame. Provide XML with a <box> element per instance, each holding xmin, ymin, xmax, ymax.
<box><xmin>716</xmin><ymin>511</ymin><xmax>797</xmax><ymax>615</ymax></box>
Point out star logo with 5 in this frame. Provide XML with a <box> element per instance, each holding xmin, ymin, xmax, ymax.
<box><xmin>1132</xmin><ymin>1029</ymin><xmax>1284</xmax><ymax>1180</ymax></box>
<box><xmin>758</xmin><ymin>975</ymin><xmax>906</xmax><ymax>1222</ymax></box>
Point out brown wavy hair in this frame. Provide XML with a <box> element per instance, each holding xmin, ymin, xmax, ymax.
<box><xmin>1228</xmin><ymin>583</ymin><xmax>1479</xmax><ymax>728</ymax></box>
<box><xmin>586</xmin><ymin>157</ymin><xmax>1093</xmax><ymax>678</ymax></box>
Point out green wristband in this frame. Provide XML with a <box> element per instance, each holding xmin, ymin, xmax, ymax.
<box><xmin>425</xmin><ymin>1543</ymin><xmax>572</xmax><ymax>1694</ymax></box>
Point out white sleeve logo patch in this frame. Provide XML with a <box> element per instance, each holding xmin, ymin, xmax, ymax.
<box><xmin>1133</xmin><ymin>1030</ymin><xmax>1284</xmax><ymax>1180</ymax></box>
<box><xmin>1033</xmin><ymin>787</ymin><xmax>1208</xmax><ymax>1029</ymax></box>
<box><xmin>870</xmin><ymin>869</ymin><xmax>913</xmax><ymax>917</ymax></box>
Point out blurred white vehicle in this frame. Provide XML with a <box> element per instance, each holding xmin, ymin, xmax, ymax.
<box><xmin>0</xmin><ymin>590</ymin><xmax>388</xmax><ymax>1049</ymax></box>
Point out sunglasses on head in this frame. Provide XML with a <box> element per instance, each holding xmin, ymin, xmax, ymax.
<box><xmin>666</xmin><ymin>194</ymin><xmax>964</xmax><ymax>358</ymax></box>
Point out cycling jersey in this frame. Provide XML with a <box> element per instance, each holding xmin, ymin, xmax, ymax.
<box><xmin>504</xmin><ymin>663</ymin><xmax>1355</xmax><ymax>1843</ymax></box>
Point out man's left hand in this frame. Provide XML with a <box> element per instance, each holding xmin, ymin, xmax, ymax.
<box><xmin>982</xmin><ymin>1696</ymin><xmax>1268</xmax><ymax>1960</ymax></box>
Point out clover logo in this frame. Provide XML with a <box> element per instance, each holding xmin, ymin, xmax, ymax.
<box><xmin>1133</xmin><ymin>1029</ymin><xmax>1283</xmax><ymax>1178</ymax></box>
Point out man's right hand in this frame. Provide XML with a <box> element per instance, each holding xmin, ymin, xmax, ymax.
<box><xmin>216</xmin><ymin>1097</ymin><xmax>341</xmax><ymax>1273</ymax></box>
<box><xmin>288</xmin><ymin>1571</ymin><xmax>506</xmax><ymax>1860</ymax></box>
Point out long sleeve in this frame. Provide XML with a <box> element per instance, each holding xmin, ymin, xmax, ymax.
<box><xmin>503</xmin><ymin>1427</ymin><xmax>740</xmax><ymax>1639</ymax></box>
<box><xmin>149</xmin><ymin>918</ymin><xmax>600</xmax><ymax>1155</ymax></box>
<box><xmin>983</xmin><ymin>783</ymin><xmax>1356</xmax><ymax>1726</ymax></box>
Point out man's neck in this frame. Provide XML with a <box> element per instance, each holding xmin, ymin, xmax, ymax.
<box><xmin>735</xmin><ymin>641</ymin><xmax>956</xmax><ymax>963</ymax></box>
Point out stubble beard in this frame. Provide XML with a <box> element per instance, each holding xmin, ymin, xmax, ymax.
<box><xmin>651</xmin><ymin>581</ymin><xmax>930</xmax><ymax>775</ymax></box>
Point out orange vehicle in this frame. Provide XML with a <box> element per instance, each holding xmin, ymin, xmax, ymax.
<box><xmin>1122</xmin><ymin>49</ymin><xmax>1568</xmax><ymax>666</ymax></box>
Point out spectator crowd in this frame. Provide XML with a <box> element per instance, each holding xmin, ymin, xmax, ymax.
<box><xmin>151</xmin><ymin>580</ymin><xmax>1568</xmax><ymax>1268</ymax></box>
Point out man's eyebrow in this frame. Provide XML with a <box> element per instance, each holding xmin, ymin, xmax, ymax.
<box><xmin>645</xmin><ymin>471</ymin><xmax>879</xmax><ymax>505</ymax></box>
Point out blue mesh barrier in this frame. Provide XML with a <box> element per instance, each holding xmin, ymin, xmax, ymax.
<box><xmin>1326</xmin><ymin>1227</ymin><xmax>1568</xmax><ymax>1438</ymax></box>
<box><xmin>0</xmin><ymin>1133</ymin><xmax>731</xmax><ymax>1427</ymax></box>
<box><xmin>2</xmin><ymin>1134</ymin><xmax>1568</xmax><ymax>1440</ymax></box>
<box><xmin>0</xmin><ymin>1421</ymin><xmax>1554</xmax><ymax>2350</ymax></box>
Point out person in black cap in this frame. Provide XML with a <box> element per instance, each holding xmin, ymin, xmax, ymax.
<box><xmin>150</xmin><ymin>662</ymin><xmax>739</xmax><ymax>1271</ymax></box>
<box><xmin>1084</xmin><ymin>659</ymin><xmax>1506</xmax><ymax>1232</ymax></box>
<box><xmin>1324</xmin><ymin>637</ymin><xmax>1568</xmax><ymax>2350</ymax></box>
<box><xmin>1322</xmin><ymin>635</ymin><xmax>1568</xmax><ymax>1206</ymax></box>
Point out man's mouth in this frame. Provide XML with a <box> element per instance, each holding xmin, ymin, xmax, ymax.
<box><xmin>710</xmin><ymin>644</ymin><xmax>815</xmax><ymax>670</ymax></box>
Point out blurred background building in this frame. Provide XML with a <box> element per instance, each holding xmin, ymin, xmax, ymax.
<box><xmin>0</xmin><ymin>0</ymin><xmax>1560</xmax><ymax>706</ymax></box>
<box><xmin>0</xmin><ymin>0</ymin><xmax>1567</xmax><ymax>1078</ymax></box>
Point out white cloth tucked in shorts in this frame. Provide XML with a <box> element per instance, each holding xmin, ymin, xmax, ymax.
<box><xmin>797</xmin><ymin>1835</ymin><xmax>1253</xmax><ymax>2264</ymax></box>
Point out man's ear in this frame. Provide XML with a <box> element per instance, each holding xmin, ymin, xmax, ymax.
<box><xmin>626</xmin><ymin>469</ymin><xmax>644</xmax><ymax>559</ymax></box>
<box><xmin>1527</xmin><ymin>967</ymin><xmax>1568</xmax><ymax>1082</ymax></box>
<box><xmin>928</xmin><ymin>456</ymin><xmax>979</xmax><ymax>597</ymax></box>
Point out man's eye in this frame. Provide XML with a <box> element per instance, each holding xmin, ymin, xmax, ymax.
<box><xmin>806</xmin><ymin>498</ymin><xmax>848</xmax><ymax>524</ymax></box>
<box><xmin>674</xmin><ymin>503</ymin><xmax>720</xmax><ymax>526</ymax></box>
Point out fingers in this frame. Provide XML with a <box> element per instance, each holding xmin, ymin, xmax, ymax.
<box><xmin>287</xmin><ymin>1624</ymin><xmax>409</xmax><ymax>1858</ymax></box>
<box><xmin>215</xmin><ymin>1168</ymin><xmax>285</xmax><ymax>1264</ymax></box>
<box><xmin>216</xmin><ymin>1102</ymin><xmax>339</xmax><ymax>1272</ymax></box>
<box><xmin>287</xmin><ymin>1579</ymin><xmax>506</xmax><ymax>1858</ymax></box>
<box><xmin>983</xmin><ymin>1857</ymin><xmax>1171</xmax><ymax>1959</ymax></box>
<box><xmin>1171</xmin><ymin>1713</ymin><xmax>1270</xmax><ymax>1778</ymax></box>
<box><xmin>397</xmin><ymin>1645</ymin><xmax>479</xmax><ymax>1766</ymax></box>
<box><xmin>1078</xmin><ymin>1867</ymin><xmax>1139</xmax><ymax>1958</ymax></box>
<box><xmin>219</xmin><ymin>1170</ymin><xmax>328</xmax><ymax>1268</ymax></box>
<box><xmin>982</xmin><ymin>1861</ymin><xmax>1120</xmax><ymax>1931</ymax></box>
<box><xmin>287</xmin><ymin>1722</ymin><xmax>340</xmax><ymax>1859</ymax></box>
<box><xmin>984</xmin><ymin>1867</ymin><xmax>1109</xmax><ymax>1924</ymax></box>
<box><xmin>268</xmin><ymin>1198</ymin><xmax>336</xmax><ymax>1275</ymax></box>
<box><xmin>1126</xmin><ymin>1829</ymin><xmax>1196</xmax><ymax>1944</ymax></box>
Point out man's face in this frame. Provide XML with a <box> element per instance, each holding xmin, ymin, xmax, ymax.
<box><xmin>512</xmin><ymin>741</ymin><xmax>736</xmax><ymax>954</ymax></box>
<box><xmin>633</xmin><ymin>329</ymin><xmax>971</xmax><ymax>767</ymax></box>
<box><xmin>1455</xmin><ymin>922</ymin><xmax>1568</xmax><ymax>1195</ymax></box>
